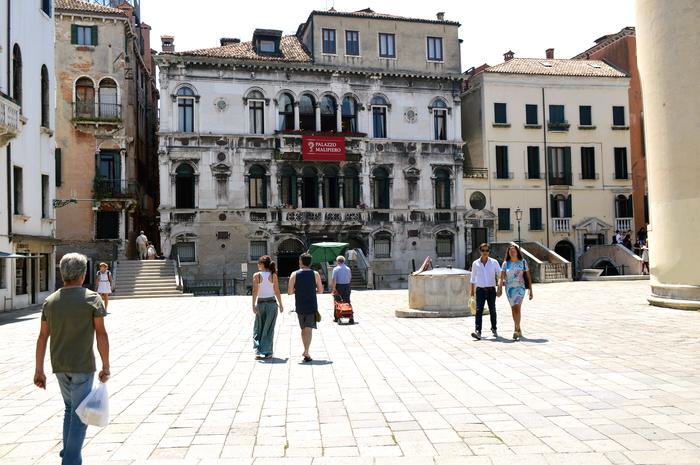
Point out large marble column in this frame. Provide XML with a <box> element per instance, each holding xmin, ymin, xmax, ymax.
<box><xmin>636</xmin><ymin>0</ymin><xmax>700</xmax><ymax>310</ymax></box>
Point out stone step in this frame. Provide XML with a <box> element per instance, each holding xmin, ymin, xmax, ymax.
<box><xmin>116</xmin><ymin>284</ymin><xmax>179</xmax><ymax>291</ymax></box>
<box><xmin>111</xmin><ymin>293</ymin><xmax>194</xmax><ymax>300</ymax></box>
<box><xmin>112</xmin><ymin>289</ymin><xmax>184</xmax><ymax>297</ymax></box>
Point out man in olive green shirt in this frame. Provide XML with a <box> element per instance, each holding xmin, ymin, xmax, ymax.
<box><xmin>34</xmin><ymin>253</ymin><xmax>110</xmax><ymax>465</ymax></box>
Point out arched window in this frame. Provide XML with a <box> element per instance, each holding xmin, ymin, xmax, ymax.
<box><xmin>75</xmin><ymin>77</ymin><xmax>95</xmax><ymax>119</ymax></box>
<box><xmin>372</xmin><ymin>167</ymin><xmax>390</xmax><ymax>209</ymax></box>
<box><xmin>302</xmin><ymin>166</ymin><xmax>319</xmax><ymax>208</ymax></box>
<box><xmin>41</xmin><ymin>65</ymin><xmax>49</xmax><ymax>127</ymax></box>
<box><xmin>371</xmin><ymin>95</ymin><xmax>388</xmax><ymax>138</ymax></box>
<box><xmin>248</xmin><ymin>165</ymin><xmax>267</xmax><ymax>208</ymax></box>
<box><xmin>177</xmin><ymin>86</ymin><xmax>195</xmax><ymax>133</ymax></box>
<box><xmin>343</xmin><ymin>166</ymin><xmax>360</xmax><ymax>208</ymax></box>
<box><xmin>247</xmin><ymin>90</ymin><xmax>265</xmax><ymax>134</ymax></box>
<box><xmin>12</xmin><ymin>44</ymin><xmax>22</xmax><ymax>107</ymax></box>
<box><xmin>374</xmin><ymin>232</ymin><xmax>392</xmax><ymax>258</ymax></box>
<box><xmin>434</xmin><ymin>168</ymin><xmax>451</xmax><ymax>209</ymax></box>
<box><xmin>342</xmin><ymin>96</ymin><xmax>358</xmax><ymax>133</ymax></box>
<box><xmin>98</xmin><ymin>78</ymin><xmax>118</xmax><ymax>119</ymax></box>
<box><xmin>433</xmin><ymin>99</ymin><xmax>448</xmax><ymax>140</ymax></box>
<box><xmin>279</xmin><ymin>165</ymin><xmax>297</xmax><ymax>207</ymax></box>
<box><xmin>322</xmin><ymin>166</ymin><xmax>340</xmax><ymax>208</ymax></box>
<box><xmin>320</xmin><ymin>95</ymin><xmax>337</xmax><ymax>132</ymax></box>
<box><xmin>277</xmin><ymin>93</ymin><xmax>294</xmax><ymax>131</ymax></box>
<box><xmin>175</xmin><ymin>164</ymin><xmax>195</xmax><ymax>209</ymax></box>
<box><xmin>299</xmin><ymin>94</ymin><xmax>316</xmax><ymax>131</ymax></box>
<box><xmin>615</xmin><ymin>194</ymin><xmax>633</xmax><ymax>218</ymax></box>
<box><xmin>550</xmin><ymin>193</ymin><xmax>572</xmax><ymax>218</ymax></box>
<box><xmin>436</xmin><ymin>231</ymin><xmax>454</xmax><ymax>258</ymax></box>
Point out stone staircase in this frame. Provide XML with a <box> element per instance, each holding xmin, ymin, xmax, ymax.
<box><xmin>111</xmin><ymin>260</ymin><xmax>192</xmax><ymax>300</ymax></box>
<box><xmin>348</xmin><ymin>261</ymin><xmax>368</xmax><ymax>290</ymax></box>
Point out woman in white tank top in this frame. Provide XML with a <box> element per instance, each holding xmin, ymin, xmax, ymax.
<box><xmin>252</xmin><ymin>255</ymin><xmax>284</xmax><ymax>359</ymax></box>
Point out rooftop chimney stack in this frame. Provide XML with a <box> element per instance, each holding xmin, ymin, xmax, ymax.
<box><xmin>504</xmin><ymin>50</ymin><xmax>515</xmax><ymax>62</ymax></box>
<box><xmin>436</xmin><ymin>12</ymin><xmax>445</xmax><ymax>21</ymax></box>
<box><xmin>220</xmin><ymin>38</ymin><xmax>241</xmax><ymax>46</ymax></box>
<box><xmin>161</xmin><ymin>35</ymin><xmax>175</xmax><ymax>53</ymax></box>
<box><xmin>546</xmin><ymin>48</ymin><xmax>554</xmax><ymax>59</ymax></box>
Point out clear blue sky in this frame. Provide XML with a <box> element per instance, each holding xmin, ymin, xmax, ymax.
<box><xmin>141</xmin><ymin>0</ymin><xmax>635</xmax><ymax>69</ymax></box>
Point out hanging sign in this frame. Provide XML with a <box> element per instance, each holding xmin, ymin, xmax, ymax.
<box><xmin>302</xmin><ymin>136</ymin><xmax>346</xmax><ymax>161</ymax></box>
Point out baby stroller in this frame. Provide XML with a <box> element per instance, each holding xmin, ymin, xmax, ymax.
<box><xmin>333</xmin><ymin>292</ymin><xmax>354</xmax><ymax>325</ymax></box>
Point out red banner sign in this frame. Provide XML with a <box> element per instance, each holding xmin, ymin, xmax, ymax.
<box><xmin>302</xmin><ymin>136</ymin><xmax>346</xmax><ymax>161</ymax></box>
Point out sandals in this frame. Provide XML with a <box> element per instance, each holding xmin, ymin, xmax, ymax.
<box><xmin>303</xmin><ymin>355</ymin><xmax>313</xmax><ymax>363</ymax></box>
<box><xmin>513</xmin><ymin>330</ymin><xmax>522</xmax><ymax>341</ymax></box>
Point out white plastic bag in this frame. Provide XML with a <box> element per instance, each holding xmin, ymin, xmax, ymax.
<box><xmin>76</xmin><ymin>382</ymin><xmax>109</xmax><ymax>427</ymax></box>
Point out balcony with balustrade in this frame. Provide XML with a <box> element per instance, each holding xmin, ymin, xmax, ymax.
<box><xmin>0</xmin><ymin>92</ymin><xmax>21</xmax><ymax>147</ymax></box>
<box><xmin>616</xmin><ymin>217</ymin><xmax>633</xmax><ymax>232</ymax></box>
<box><xmin>552</xmin><ymin>217</ymin><xmax>572</xmax><ymax>233</ymax></box>
<box><xmin>93</xmin><ymin>177</ymin><xmax>139</xmax><ymax>201</ymax></box>
<box><xmin>73</xmin><ymin>102</ymin><xmax>122</xmax><ymax>125</ymax></box>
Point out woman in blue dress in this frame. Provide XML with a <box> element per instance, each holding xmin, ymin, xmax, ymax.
<box><xmin>497</xmin><ymin>245</ymin><xmax>533</xmax><ymax>340</ymax></box>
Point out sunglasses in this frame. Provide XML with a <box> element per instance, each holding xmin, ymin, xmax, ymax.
<box><xmin>480</xmin><ymin>249</ymin><xmax>490</xmax><ymax>253</ymax></box>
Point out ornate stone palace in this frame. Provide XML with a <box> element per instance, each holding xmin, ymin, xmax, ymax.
<box><xmin>155</xmin><ymin>9</ymin><xmax>466</xmax><ymax>284</ymax></box>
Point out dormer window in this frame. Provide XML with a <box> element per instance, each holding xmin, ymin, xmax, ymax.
<box><xmin>253</xmin><ymin>29</ymin><xmax>282</xmax><ymax>55</ymax></box>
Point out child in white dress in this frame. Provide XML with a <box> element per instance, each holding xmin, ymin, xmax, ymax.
<box><xmin>95</xmin><ymin>263</ymin><xmax>113</xmax><ymax>311</ymax></box>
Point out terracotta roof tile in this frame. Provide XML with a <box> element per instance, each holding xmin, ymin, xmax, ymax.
<box><xmin>310</xmin><ymin>8</ymin><xmax>460</xmax><ymax>26</ymax></box>
<box><xmin>485</xmin><ymin>58</ymin><xmax>627</xmax><ymax>78</ymax></box>
<box><xmin>175</xmin><ymin>36</ymin><xmax>311</xmax><ymax>63</ymax></box>
<box><xmin>55</xmin><ymin>0</ymin><xmax>125</xmax><ymax>15</ymax></box>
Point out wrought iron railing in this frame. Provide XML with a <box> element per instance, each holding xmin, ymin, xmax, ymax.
<box><xmin>73</xmin><ymin>102</ymin><xmax>122</xmax><ymax>122</ymax></box>
<box><xmin>93</xmin><ymin>177</ymin><xmax>138</xmax><ymax>199</ymax></box>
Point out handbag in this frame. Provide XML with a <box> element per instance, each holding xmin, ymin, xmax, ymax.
<box><xmin>522</xmin><ymin>260</ymin><xmax>530</xmax><ymax>289</ymax></box>
<box><xmin>315</xmin><ymin>310</ymin><xmax>322</xmax><ymax>323</ymax></box>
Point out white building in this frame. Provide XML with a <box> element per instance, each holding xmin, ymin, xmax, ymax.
<box><xmin>461</xmin><ymin>53</ymin><xmax>632</xmax><ymax>273</ymax></box>
<box><xmin>156</xmin><ymin>9</ymin><xmax>466</xmax><ymax>288</ymax></box>
<box><xmin>0</xmin><ymin>0</ymin><xmax>57</xmax><ymax>310</ymax></box>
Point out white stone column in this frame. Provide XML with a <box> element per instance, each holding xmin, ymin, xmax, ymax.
<box><xmin>336</xmin><ymin>106</ymin><xmax>343</xmax><ymax>132</ymax></box>
<box><xmin>637</xmin><ymin>0</ymin><xmax>700</xmax><ymax>309</ymax></box>
<box><xmin>315</xmin><ymin>105</ymin><xmax>321</xmax><ymax>132</ymax></box>
<box><xmin>317</xmin><ymin>178</ymin><xmax>323</xmax><ymax>208</ymax></box>
<box><xmin>294</xmin><ymin>103</ymin><xmax>300</xmax><ymax>130</ymax></box>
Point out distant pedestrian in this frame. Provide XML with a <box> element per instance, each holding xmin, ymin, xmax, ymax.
<box><xmin>641</xmin><ymin>242</ymin><xmax>650</xmax><ymax>275</ymax></box>
<box><xmin>623</xmin><ymin>233</ymin><xmax>633</xmax><ymax>250</ymax></box>
<box><xmin>95</xmin><ymin>262</ymin><xmax>113</xmax><ymax>312</ymax></box>
<box><xmin>498</xmin><ymin>245</ymin><xmax>533</xmax><ymax>341</ymax></box>
<box><xmin>136</xmin><ymin>231</ymin><xmax>148</xmax><ymax>260</ymax></box>
<box><xmin>613</xmin><ymin>230</ymin><xmax>621</xmax><ymax>244</ymax></box>
<box><xmin>331</xmin><ymin>255</ymin><xmax>352</xmax><ymax>303</ymax></box>
<box><xmin>470</xmin><ymin>243</ymin><xmax>501</xmax><ymax>340</ymax></box>
<box><xmin>345</xmin><ymin>248</ymin><xmax>357</xmax><ymax>263</ymax></box>
<box><xmin>34</xmin><ymin>253</ymin><xmax>110</xmax><ymax>465</ymax></box>
<box><xmin>637</xmin><ymin>227</ymin><xmax>647</xmax><ymax>245</ymax></box>
<box><xmin>288</xmin><ymin>253</ymin><xmax>324</xmax><ymax>362</ymax></box>
<box><xmin>251</xmin><ymin>255</ymin><xmax>284</xmax><ymax>360</ymax></box>
<box><xmin>146</xmin><ymin>242</ymin><xmax>157</xmax><ymax>260</ymax></box>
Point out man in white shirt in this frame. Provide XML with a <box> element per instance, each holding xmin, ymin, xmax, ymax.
<box><xmin>135</xmin><ymin>231</ymin><xmax>148</xmax><ymax>260</ymax></box>
<box><xmin>470</xmin><ymin>243</ymin><xmax>501</xmax><ymax>340</ymax></box>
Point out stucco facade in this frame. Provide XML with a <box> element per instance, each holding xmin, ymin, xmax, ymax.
<box><xmin>54</xmin><ymin>0</ymin><xmax>159</xmax><ymax>283</ymax></box>
<box><xmin>0</xmin><ymin>0</ymin><xmax>57</xmax><ymax>310</ymax></box>
<box><xmin>156</xmin><ymin>9</ymin><xmax>466</xmax><ymax>288</ymax></box>
<box><xmin>461</xmin><ymin>57</ymin><xmax>633</xmax><ymax>271</ymax></box>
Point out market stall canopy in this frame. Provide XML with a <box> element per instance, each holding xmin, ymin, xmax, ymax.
<box><xmin>308</xmin><ymin>242</ymin><xmax>349</xmax><ymax>264</ymax></box>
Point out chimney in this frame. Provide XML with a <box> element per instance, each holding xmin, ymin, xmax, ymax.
<box><xmin>436</xmin><ymin>12</ymin><xmax>445</xmax><ymax>21</ymax></box>
<box><xmin>161</xmin><ymin>35</ymin><xmax>175</xmax><ymax>53</ymax></box>
<box><xmin>546</xmin><ymin>48</ymin><xmax>554</xmax><ymax>59</ymax></box>
<box><xmin>504</xmin><ymin>50</ymin><xmax>514</xmax><ymax>62</ymax></box>
<box><xmin>220</xmin><ymin>38</ymin><xmax>241</xmax><ymax>46</ymax></box>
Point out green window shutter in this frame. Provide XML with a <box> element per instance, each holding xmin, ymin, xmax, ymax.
<box><xmin>55</xmin><ymin>148</ymin><xmax>62</xmax><ymax>187</ymax></box>
<box><xmin>627</xmin><ymin>195</ymin><xmax>634</xmax><ymax>216</ymax></box>
<box><xmin>71</xmin><ymin>25</ymin><xmax>78</xmax><ymax>44</ymax></box>
<box><xmin>563</xmin><ymin>147</ymin><xmax>572</xmax><ymax>184</ymax></box>
<box><xmin>550</xmin><ymin>195</ymin><xmax>557</xmax><ymax>218</ymax></box>
<box><xmin>92</xmin><ymin>26</ymin><xmax>98</xmax><ymax>46</ymax></box>
<box><xmin>566</xmin><ymin>195</ymin><xmax>573</xmax><ymax>217</ymax></box>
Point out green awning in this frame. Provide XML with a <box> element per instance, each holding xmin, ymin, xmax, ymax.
<box><xmin>308</xmin><ymin>242</ymin><xmax>349</xmax><ymax>264</ymax></box>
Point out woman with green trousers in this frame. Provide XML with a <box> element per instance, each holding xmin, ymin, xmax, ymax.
<box><xmin>252</xmin><ymin>256</ymin><xmax>284</xmax><ymax>359</ymax></box>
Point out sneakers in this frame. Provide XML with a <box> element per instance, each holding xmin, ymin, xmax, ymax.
<box><xmin>471</xmin><ymin>330</ymin><xmax>481</xmax><ymax>340</ymax></box>
<box><xmin>492</xmin><ymin>329</ymin><xmax>498</xmax><ymax>338</ymax></box>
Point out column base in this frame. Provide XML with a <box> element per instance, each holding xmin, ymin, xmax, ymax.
<box><xmin>649</xmin><ymin>283</ymin><xmax>700</xmax><ymax>311</ymax></box>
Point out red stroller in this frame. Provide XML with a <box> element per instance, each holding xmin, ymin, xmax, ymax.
<box><xmin>333</xmin><ymin>292</ymin><xmax>355</xmax><ymax>325</ymax></box>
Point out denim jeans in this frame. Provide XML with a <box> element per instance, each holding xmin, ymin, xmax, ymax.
<box><xmin>475</xmin><ymin>287</ymin><xmax>497</xmax><ymax>333</ymax></box>
<box><xmin>253</xmin><ymin>299</ymin><xmax>278</xmax><ymax>356</ymax></box>
<box><xmin>56</xmin><ymin>372</ymin><xmax>94</xmax><ymax>465</ymax></box>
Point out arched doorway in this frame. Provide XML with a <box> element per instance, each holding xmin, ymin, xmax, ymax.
<box><xmin>277</xmin><ymin>238</ymin><xmax>305</xmax><ymax>277</ymax></box>
<box><xmin>554</xmin><ymin>240</ymin><xmax>576</xmax><ymax>275</ymax></box>
<box><xmin>594</xmin><ymin>259</ymin><xmax>620</xmax><ymax>276</ymax></box>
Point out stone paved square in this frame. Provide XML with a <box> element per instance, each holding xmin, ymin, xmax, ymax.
<box><xmin>1</xmin><ymin>281</ymin><xmax>699</xmax><ymax>465</ymax></box>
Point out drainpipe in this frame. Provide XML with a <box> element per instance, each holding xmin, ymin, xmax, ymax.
<box><xmin>6</xmin><ymin>0</ymin><xmax>12</xmax><ymax>240</ymax></box>
<box><xmin>542</xmin><ymin>87</ymin><xmax>550</xmax><ymax>249</ymax></box>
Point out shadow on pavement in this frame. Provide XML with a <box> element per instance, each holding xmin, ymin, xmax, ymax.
<box><xmin>258</xmin><ymin>357</ymin><xmax>288</xmax><ymax>364</ymax></box>
<box><xmin>519</xmin><ymin>336</ymin><xmax>549</xmax><ymax>344</ymax></box>
<box><xmin>298</xmin><ymin>360</ymin><xmax>333</xmax><ymax>366</ymax></box>
<box><xmin>0</xmin><ymin>305</ymin><xmax>43</xmax><ymax>327</ymax></box>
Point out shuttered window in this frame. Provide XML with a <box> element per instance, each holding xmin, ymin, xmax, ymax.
<box><xmin>529</xmin><ymin>208</ymin><xmax>542</xmax><ymax>230</ymax></box>
<box><xmin>494</xmin><ymin>103</ymin><xmax>507</xmax><ymax>124</ymax></box>
<box><xmin>525</xmin><ymin>104</ymin><xmax>538</xmax><ymax>125</ymax></box>
<box><xmin>498</xmin><ymin>208</ymin><xmax>511</xmax><ymax>231</ymax></box>
<box><xmin>72</xmin><ymin>25</ymin><xmax>98</xmax><ymax>46</ymax></box>
<box><xmin>579</xmin><ymin>105</ymin><xmax>592</xmax><ymax>125</ymax></box>
<box><xmin>527</xmin><ymin>146</ymin><xmax>540</xmax><ymax>179</ymax></box>
<box><xmin>614</xmin><ymin>148</ymin><xmax>628</xmax><ymax>179</ymax></box>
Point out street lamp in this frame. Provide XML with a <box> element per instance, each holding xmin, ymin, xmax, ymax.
<box><xmin>515</xmin><ymin>207</ymin><xmax>523</xmax><ymax>246</ymax></box>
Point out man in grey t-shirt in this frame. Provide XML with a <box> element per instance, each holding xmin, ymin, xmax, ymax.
<box><xmin>35</xmin><ymin>253</ymin><xmax>110</xmax><ymax>465</ymax></box>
